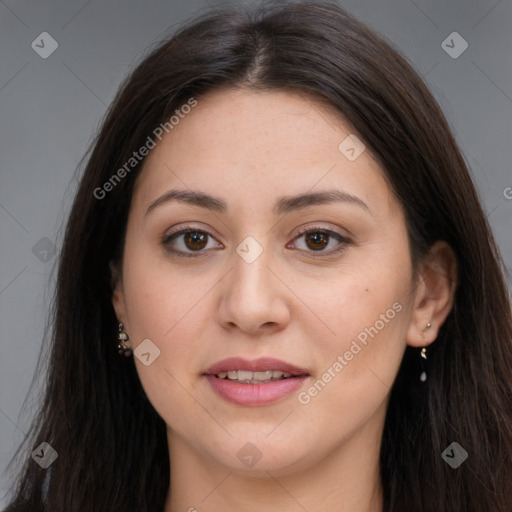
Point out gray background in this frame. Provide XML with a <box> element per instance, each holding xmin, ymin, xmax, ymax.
<box><xmin>1</xmin><ymin>0</ymin><xmax>511</xmax><ymax>507</ymax></box>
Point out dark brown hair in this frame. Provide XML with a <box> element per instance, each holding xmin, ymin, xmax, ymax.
<box><xmin>5</xmin><ymin>1</ymin><xmax>512</xmax><ymax>511</ymax></box>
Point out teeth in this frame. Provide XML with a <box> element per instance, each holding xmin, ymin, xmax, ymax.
<box><xmin>215</xmin><ymin>370</ymin><xmax>295</xmax><ymax>382</ymax></box>
<box><xmin>238</xmin><ymin>370</ymin><xmax>253</xmax><ymax>381</ymax></box>
<box><xmin>254</xmin><ymin>371</ymin><xmax>273</xmax><ymax>381</ymax></box>
<box><xmin>272</xmin><ymin>370</ymin><xmax>292</xmax><ymax>379</ymax></box>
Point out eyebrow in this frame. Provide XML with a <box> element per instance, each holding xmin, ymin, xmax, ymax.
<box><xmin>145</xmin><ymin>188</ymin><xmax>369</xmax><ymax>216</ymax></box>
<box><xmin>273</xmin><ymin>189</ymin><xmax>369</xmax><ymax>214</ymax></box>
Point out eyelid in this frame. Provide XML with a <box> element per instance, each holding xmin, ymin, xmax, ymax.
<box><xmin>293</xmin><ymin>223</ymin><xmax>348</xmax><ymax>237</ymax></box>
<box><xmin>289</xmin><ymin>220</ymin><xmax>354</xmax><ymax>240</ymax></box>
<box><xmin>163</xmin><ymin>223</ymin><xmax>221</xmax><ymax>242</ymax></box>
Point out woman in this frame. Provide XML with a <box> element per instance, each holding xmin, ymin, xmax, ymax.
<box><xmin>4</xmin><ymin>1</ymin><xmax>512</xmax><ymax>511</ymax></box>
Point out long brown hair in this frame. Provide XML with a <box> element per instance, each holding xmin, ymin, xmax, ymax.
<box><xmin>5</xmin><ymin>1</ymin><xmax>512</xmax><ymax>511</ymax></box>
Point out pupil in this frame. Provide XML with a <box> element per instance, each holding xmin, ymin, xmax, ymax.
<box><xmin>306</xmin><ymin>232</ymin><xmax>328</xmax><ymax>250</ymax></box>
<box><xmin>185</xmin><ymin>231</ymin><xmax>207</xmax><ymax>250</ymax></box>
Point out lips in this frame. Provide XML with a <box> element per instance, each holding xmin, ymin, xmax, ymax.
<box><xmin>203</xmin><ymin>357</ymin><xmax>310</xmax><ymax>406</ymax></box>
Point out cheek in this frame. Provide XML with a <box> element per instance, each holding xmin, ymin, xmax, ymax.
<box><xmin>119</xmin><ymin>242</ymin><xmax>212</xmax><ymax>406</ymax></box>
<box><xmin>291</xmin><ymin>294</ymin><xmax>408</xmax><ymax>451</ymax></box>
<box><xmin>122</xmin><ymin>276</ymin><xmax>210</xmax><ymax>436</ymax></box>
<box><xmin>293</xmin><ymin>243</ymin><xmax>412</xmax><ymax>350</ymax></box>
<box><xmin>292</xmin><ymin>243</ymin><xmax>412</xmax><ymax>414</ymax></box>
<box><xmin>123</xmin><ymin>266</ymin><xmax>210</xmax><ymax>366</ymax></box>
<box><xmin>121</xmin><ymin>233</ymin><xmax>208</xmax><ymax>335</ymax></box>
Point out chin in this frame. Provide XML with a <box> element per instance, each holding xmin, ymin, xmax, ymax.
<box><xmin>200</xmin><ymin>432</ymin><xmax>322</xmax><ymax>477</ymax></box>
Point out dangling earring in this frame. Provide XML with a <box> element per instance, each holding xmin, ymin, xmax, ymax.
<box><xmin>117</xmin><ymin>322</ymin><xmax>132</xmax><ymax>357</ymax></box>
<box><xmin>419</xmin><ymin>321</ymin><xmax>431</xmax><ymax>382</ymax></box>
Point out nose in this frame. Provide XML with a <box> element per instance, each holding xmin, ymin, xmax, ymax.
<box><xmin>216</xmin><ymin>249</ymin><xmax>291</xmax><ymax>336</ymax></box>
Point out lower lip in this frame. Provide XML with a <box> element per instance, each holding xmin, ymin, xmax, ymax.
<box><xmin>205</xmin><ymin>375</ymin><xmax>309</xmax><ymax>406</ymax></box>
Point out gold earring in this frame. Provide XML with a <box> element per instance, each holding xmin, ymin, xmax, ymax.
<box><xmin>117</xmin><ymin>322</ymin><xmax>132</xmax><ymax>357</ymax></box>
<box><xmin>419</xmin><ymin>322</ymin><xmax>431</xmax><ymax>382</ymax></box>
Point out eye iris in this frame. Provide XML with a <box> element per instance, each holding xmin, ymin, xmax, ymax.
<box><xmin>305</xmin><ymin>231</ymin><xmax>329</xmax><ymax>250</ymax></box>
<box><xmin>184</xmin><ymin>231</ymin><xmax>207</xmax><ymax>250</ymax></box>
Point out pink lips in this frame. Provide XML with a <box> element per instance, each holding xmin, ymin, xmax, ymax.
<box><xmin>204</xmin><ymin>357</ymin><xmax>310</xmax><ymax>406</ymax></box>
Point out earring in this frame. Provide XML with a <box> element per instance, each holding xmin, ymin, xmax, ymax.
<box><xmin>419</xmin><ymin>322</ymin><xmax>431</xmax><ymax>382</ymax></box>
<box><xmin>117</xmin><ymin>322</ymin><xmax>132</xmax><ymax>357</ymax></box>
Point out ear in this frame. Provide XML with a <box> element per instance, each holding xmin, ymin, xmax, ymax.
<box><xmin>110</xmin><ymin>260</ymin><xmax>127</xmax><ymax>326</ymax></box>
<box><xmin>406</xmin><ymin>241</ymin><xmax>457</xmax><ymax>348</ymax></box>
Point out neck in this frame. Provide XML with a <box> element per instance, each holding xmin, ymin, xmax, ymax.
<box><xmin>164</xmin><ymin>417</ymin><xmax>384</xmax><ymax>512</ymax></box>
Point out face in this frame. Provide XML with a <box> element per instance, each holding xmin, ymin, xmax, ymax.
<box><xmin>112</xmin><ymin>88</ymin><xmax>418</xmax><ymax>476</ymax></box>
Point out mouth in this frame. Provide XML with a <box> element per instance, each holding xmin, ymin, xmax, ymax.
<box><xmin>213</xmin><ymin>369</ymin><xmax>296</xmax><ymax>384</ymax></box>
<box><xmin>203</xmin><ymin>357</ymin><xmax>310</xmax><ymax>406</ymax></box>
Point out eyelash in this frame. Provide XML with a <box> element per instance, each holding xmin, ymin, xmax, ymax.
<box><xmin>161</xmin><ymin>224</ymin><xmax>352</xmax><ymax>259</ymax></box>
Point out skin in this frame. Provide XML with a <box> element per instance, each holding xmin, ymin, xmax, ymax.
<box><xmin>112</xmin><ymin>88</ymin><xmax>456</xmax><ymax>512</ymax></box>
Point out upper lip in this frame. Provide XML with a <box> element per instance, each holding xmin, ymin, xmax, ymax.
<box><xmin>204</xmin><ymin>357</ymin><xmax>309</xmax><ymax>376</ymax></box>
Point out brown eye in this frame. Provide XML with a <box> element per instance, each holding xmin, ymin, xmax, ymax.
<box><xmin>304</xmin><ymin>231</ymin><xmax>329</xmax><ymax>250</ymax></box>
<box><xmin>162</xmin><ymin>228</ymin><xmax>223</xmax><ymax>256</ymax></box>
<box><xmin>184</xmin><ymin>231</ymin><xmax>208</xmax><ymax>250</ymax></box>
<box><xmin>289</xmin><ymin>228</ymin><xmax>351</xmax><ymax>256</ymax></box>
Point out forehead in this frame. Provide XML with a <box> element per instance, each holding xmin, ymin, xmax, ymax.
<box><xmin>155</xmin><ymin>88</ymin><xmax>353</xmax><ymax>161</ymax></box>
<box><xmin>132</xmin><ymin>87</ymin><xmax>394</xmax><ymax>216</ymax></box>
